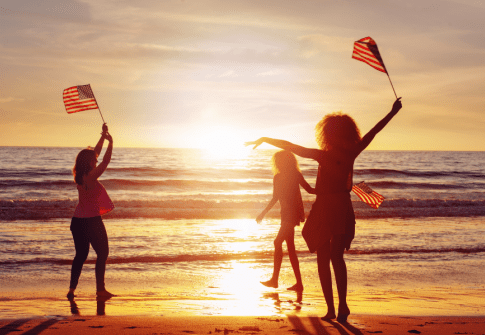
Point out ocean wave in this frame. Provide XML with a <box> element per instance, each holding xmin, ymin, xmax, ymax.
<box><xmin>101</xmin><ymin>179</ymin><xmax>272</xmax><ymax>190</ymax></box>
<box><xmin>2</xmin><ymin>177</ymin><xmax>483</xmax><ymax>192</ymax></box>
<box><xmin>354</xmin><ymin>168</ymin><xmax>485</xmax><ymax>179</ymax></box>
<box><xmin>2</xmin><ymin>167</ymin><xmax>483</xmax><ymax>181</ymax></box>
<box><xmin>0</xmin><ymin>178</ymin><xmax>273</xmax><ymax>190</ymax></box>
<box><xmin>1</xmin><ymin>198</ymin><xmax>485</xmax><ymax>220</ymax></box>
<box><xmin>0</xmin><ymin>180</ymin><xmax>73</xmax><ymax>187</ymax></box>
<box><xmin>366</xmin><ymin>181</ymin><xmax>472</xmax><ymax>190</ymax></box>
<box><xmin>1</xmin><ymin>246</ymin><xmax>483</xmax><ymax>266</ymax></box>
<box><xmin>0</xmin><ymin>168</ymin><xmax>72</xmax><ymax>178</ymax></box>
<box><xmin>106</xmin><ymin>167</ymin><xmax>196</xmax><ymax>177</ymax></box>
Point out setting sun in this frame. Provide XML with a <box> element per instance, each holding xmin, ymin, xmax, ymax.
<box><xmin>195</xmin><ymin>124</ymin><xmax>252</xmax><ymax>159</ymax></box>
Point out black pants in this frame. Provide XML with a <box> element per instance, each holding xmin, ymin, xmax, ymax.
<box><xmin>69</xmin><ymin>216</ymin><xmax>109</xmax><ymax>291</ymax></box>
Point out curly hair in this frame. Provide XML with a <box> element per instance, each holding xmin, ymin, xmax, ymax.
<box><xmin>73</xmin><ymin>148</ymin><xmax>97</xmax><ymax>185</ymax></box>
<box><xmin>315</xmin><ymin>112</ymin><xmax>361</xmax><ymax>150</ymax></box>
<box><xmin>271</xmin><ymin>150</ymin><xmax>301</xmax><ymax>176</ymax></box>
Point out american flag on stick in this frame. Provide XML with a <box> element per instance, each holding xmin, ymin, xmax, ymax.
<box><xmin>63</xmin><ymin>84</ymin><xmax>106</xmax><ymax>123</ymax></box>
<box><xmin>352</xmin><ymin>36</ymin><xmax>398</xmax><ymax>98</ymax></box>
<box><xmin>352</xmin><ymin>36</ymin><xmax>387</xmax><ymax>73</ymax></box>
<box><xmin>352</xmin><ymin>181</ymin><xmax>384</xmax><ymax>209</ymax></box>
<box><xmin>63</xmin><ymin>84</ymin><xmax>99</xmax><ymax>114</ymax></box>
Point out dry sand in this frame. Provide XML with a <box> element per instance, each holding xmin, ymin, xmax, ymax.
<box><xmin>1</xmin><ymin>315</ymin><xmax>484</xmax><ymax>335</ymax></box>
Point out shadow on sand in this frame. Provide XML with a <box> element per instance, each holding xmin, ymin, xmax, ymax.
<box><xmin>287</xmin><ymin>315</ymin><xmax>364</xmax><ymax>335</ymax></box>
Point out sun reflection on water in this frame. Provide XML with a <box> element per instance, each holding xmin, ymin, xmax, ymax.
<box><xmin>214</xmin><ymin>219</ymin><xmax>265</xmax><ymax>253</ymax></box>
<box><xmin>212</xmin><ymin>260</ymin><xmax>275</xmax><ymax>316</ymax></box>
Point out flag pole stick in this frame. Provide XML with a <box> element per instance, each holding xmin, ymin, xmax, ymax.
<box><xmin>92</xmin><ymin>95</ymin><xmax>106</xmax><ymax>124</ymax></box>
<box><xmin>386</xmin><ymin>73</ymin><xmax>398</xmax><ymax>99</ymax></box>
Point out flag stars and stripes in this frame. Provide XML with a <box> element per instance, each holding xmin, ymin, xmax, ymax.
<box><xmin>352</xmin><ymin>181</ymin><xmax>385</xmax><ymax>209</ymax></box>
<box><xmin>352</xmin><ymin>36</ymin><xmax>387</xmax><ymax>73</ymax></box>
<box><xmin>63</xmin><ymin>84</ymin><xmax>99</xmax><ymax>114</ymax></box>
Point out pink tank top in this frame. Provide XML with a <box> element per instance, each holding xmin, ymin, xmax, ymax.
<box><xmin>73</xmin><ymin>180</ymin><xmax>114</xmax><ymax>218</ymax></box>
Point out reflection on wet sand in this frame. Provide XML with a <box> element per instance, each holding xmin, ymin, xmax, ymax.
<box><xmin>68</xmin><ymin>296</ymin><xmax>111</xmax><ymax>316</ymax></box>
<box><xmin>262</xmin><ymin>291</ymin><xmax>304</xmax><ymax>314</ymax></box>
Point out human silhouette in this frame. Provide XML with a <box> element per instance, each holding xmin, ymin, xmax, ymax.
<box><xmin>67</xmin><ymin>123</ymin><xmax>115</xmax><ymax>300</ymax></box>
<box><xmin>257</xmin><ymin>150</ymin><xmax>315</xmax><ymax>292</ymax></box>
<box><xmin>246</xmin><ymin>98</ymin><xmax>402</xmax><ymax>323</ymax></box>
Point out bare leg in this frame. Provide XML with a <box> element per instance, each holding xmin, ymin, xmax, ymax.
<box><xmin>331</xmin><ymin>234</ymin><xmax>350</xmax><ymax>322</ymax></box>
<box><xmin>261</xmin><ymin>226</ymin><xmax>286</xmax><ymax>289</ymax></box>
<box><xmin>286</xmin><ymin>235</ymin><xmax>303</xmax><ymax>292</ymax></box>
<box><xmin>317</xmin><ymin>239</ymin><xmax>336</xmax><ymax>319</ymax></box>
<box><xmin>261</xmin><ymin>238</ymin><xmax>283</xmax><ymax>288</ymax></box>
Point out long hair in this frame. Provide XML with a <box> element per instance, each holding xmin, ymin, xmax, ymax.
<box><xmin>73</xmin><ymin>148</ymin><xmax>97</xmax><ymax>185</ymax></box>
<box><xmin>315</xmin><ymin>112</ymin><xmax>361</xmax><ymax>151</ymax></box>
<box><xmin>272</xmin><ymin>150</ymin><xmax>301</xmax><ymax>176</ymax></box>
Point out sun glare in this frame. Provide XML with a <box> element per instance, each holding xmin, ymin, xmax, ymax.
<box><xmin>197</xmin><ymin>125</ymin><xmax>251</xmax><ymax>159</ymax></box>
<box><xmin>217</xmin><ymin>219</ymin><xmax>262</xmax><ymax>253</ymax></box>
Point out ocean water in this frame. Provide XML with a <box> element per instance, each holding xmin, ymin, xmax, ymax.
<box><xmin>0</xmin><ymin>147</ymin><xmax>484</xmax><ymax>318</ymax></box>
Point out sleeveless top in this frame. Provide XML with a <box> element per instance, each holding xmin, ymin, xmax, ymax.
<box><xmin>73</xmin><ymin>180</ymin><xmax>114</xmax><ymax>218</ymax></box>
<box><xmin>311</xmin><ymin>149</ymin><xmax>356</xmax><ymax>236</ymax></box>
<box><xmin>315</xmin><ymin>150</ymin><xmax>354</xmax><ymax>195</ymax></box>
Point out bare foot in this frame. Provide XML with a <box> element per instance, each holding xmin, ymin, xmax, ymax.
<box><xmin>286</xmin><ymin>283</ymin><xmax>303</xmax><ymax>292</ymax></box>
<box><xmin>260</xmin><ymin>279</ymin><xmax>278</xmax><ymax>288</ymax></box>
<box><xmin>337</xmin><ymin>305</ymin><xmax>350</xmax><ymax>323</ymax></box>
<box><xmin>321</xmin><ymin>311</ymin><xmax>336</xmax><ymax>320</ymax></box>
<box><xmin>96</xmin><ymin>290</ymin><xmax>116</xmax><ymax>298</ymax></box>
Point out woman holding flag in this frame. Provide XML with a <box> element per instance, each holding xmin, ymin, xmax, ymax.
<box><xmin>246</xmin><ymin>97</ymin><xmax>402</xmax><ymax>323</ymax></box>
<box><xmin>67</xmin><ymin>123</ymin><xmax>115</xmax><ymax>300</ymax></box>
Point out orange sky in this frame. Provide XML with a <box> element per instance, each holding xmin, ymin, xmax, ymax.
<box><xmin>1</xmin><ymin>0</ymin><xmax>484</xmax><ymax>150</ymax></box>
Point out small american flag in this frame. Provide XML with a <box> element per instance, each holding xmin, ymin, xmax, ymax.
<box><xmin>352</xmin><ymin>36</ymin><xmax>387</xmax><ymax>74</ymax></box>
<box><xmin>63</xmin><ymin>84</ymin><xmax>99</xmax><ymax>114</ymax></box>
<box><xmin>352</xmin><ymin>181</ymin><xmax>384</xmax><ymax>209</ymax></box>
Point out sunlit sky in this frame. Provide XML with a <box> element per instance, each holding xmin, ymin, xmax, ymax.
<box><xmin>1</xmin><ymin>0</ymin><xmax>484</xmax><ymax>150</ymax></box>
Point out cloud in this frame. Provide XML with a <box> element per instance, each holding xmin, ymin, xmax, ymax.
<box><xmin>0</xmin><ymin>97</ymin><xmax>25</xmax><ymax>103</ymax></box>
<box><xmin>256</xmin><ymin>70</ymin><xmax>282</xmax><ymax>77</ymax></box>
<box><xmin>219</xmin><ymin>70</ymin><xmax>237</xmax><ymax>78</ymax></box>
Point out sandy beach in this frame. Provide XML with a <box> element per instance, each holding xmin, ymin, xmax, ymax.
<box><xmin>1</xmin><ymin>287</ymin><xmax>484</xmax><ymax>335</ymax></box>
<box><xmin>1</xmin><ymin>314</ymin><xmax>484</xmax><ymax>335</ymax></box>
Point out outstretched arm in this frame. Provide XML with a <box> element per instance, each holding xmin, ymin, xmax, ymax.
<box><xmin>93</xmin><ymin>123</ymin><xmax>109</xmax><ymax>157</ymax></box>
<box><xmin>245</xmin><ymin>137</ymin><xmax>322</xmax><ymax>161</ymax></box>
<box><xmin>358</xmin><ymin>98</ymin><xmax>402</xmax><ymax>153</ymax></box>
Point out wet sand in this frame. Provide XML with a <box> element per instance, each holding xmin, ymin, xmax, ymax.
<box><xmin>1</xmin><ymin>315</ymin><xmax>484</xmax><ymax>335</ymax></box>
<box><xmin>1</xmin><ymin>287</ymin><xmax>484</xmax><ymax>334</ymax></box>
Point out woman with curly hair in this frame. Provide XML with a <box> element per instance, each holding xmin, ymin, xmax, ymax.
<box><xmin>246</xmin><ymin>98</ymin><xmax>402</xmax><ymax>322</ymax></box>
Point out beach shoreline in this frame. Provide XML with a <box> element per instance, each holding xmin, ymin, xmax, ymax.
<box><xmin>1</xmin><ymin>314</ymin><xmax>484</xmax><ymax>335</ymax></box>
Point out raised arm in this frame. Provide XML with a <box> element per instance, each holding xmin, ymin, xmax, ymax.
<box><xmin>93</xmin><ymin>123</ymin><xmax>109</xmax><ymax>157</ymax></box>
<box><xmin>357</xmin><ymin>98</ymin><xmax>402</xmax><ymax>153</ymax></box>
<box><xmin>87</xmin><ymin>132</ymin><xmax>113</xmax><ymax>181</ymax></box>
<box><xmin>245</xmin><ymin>137</ymin><xmax>322</xmax><ymax>161</ymax></box>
